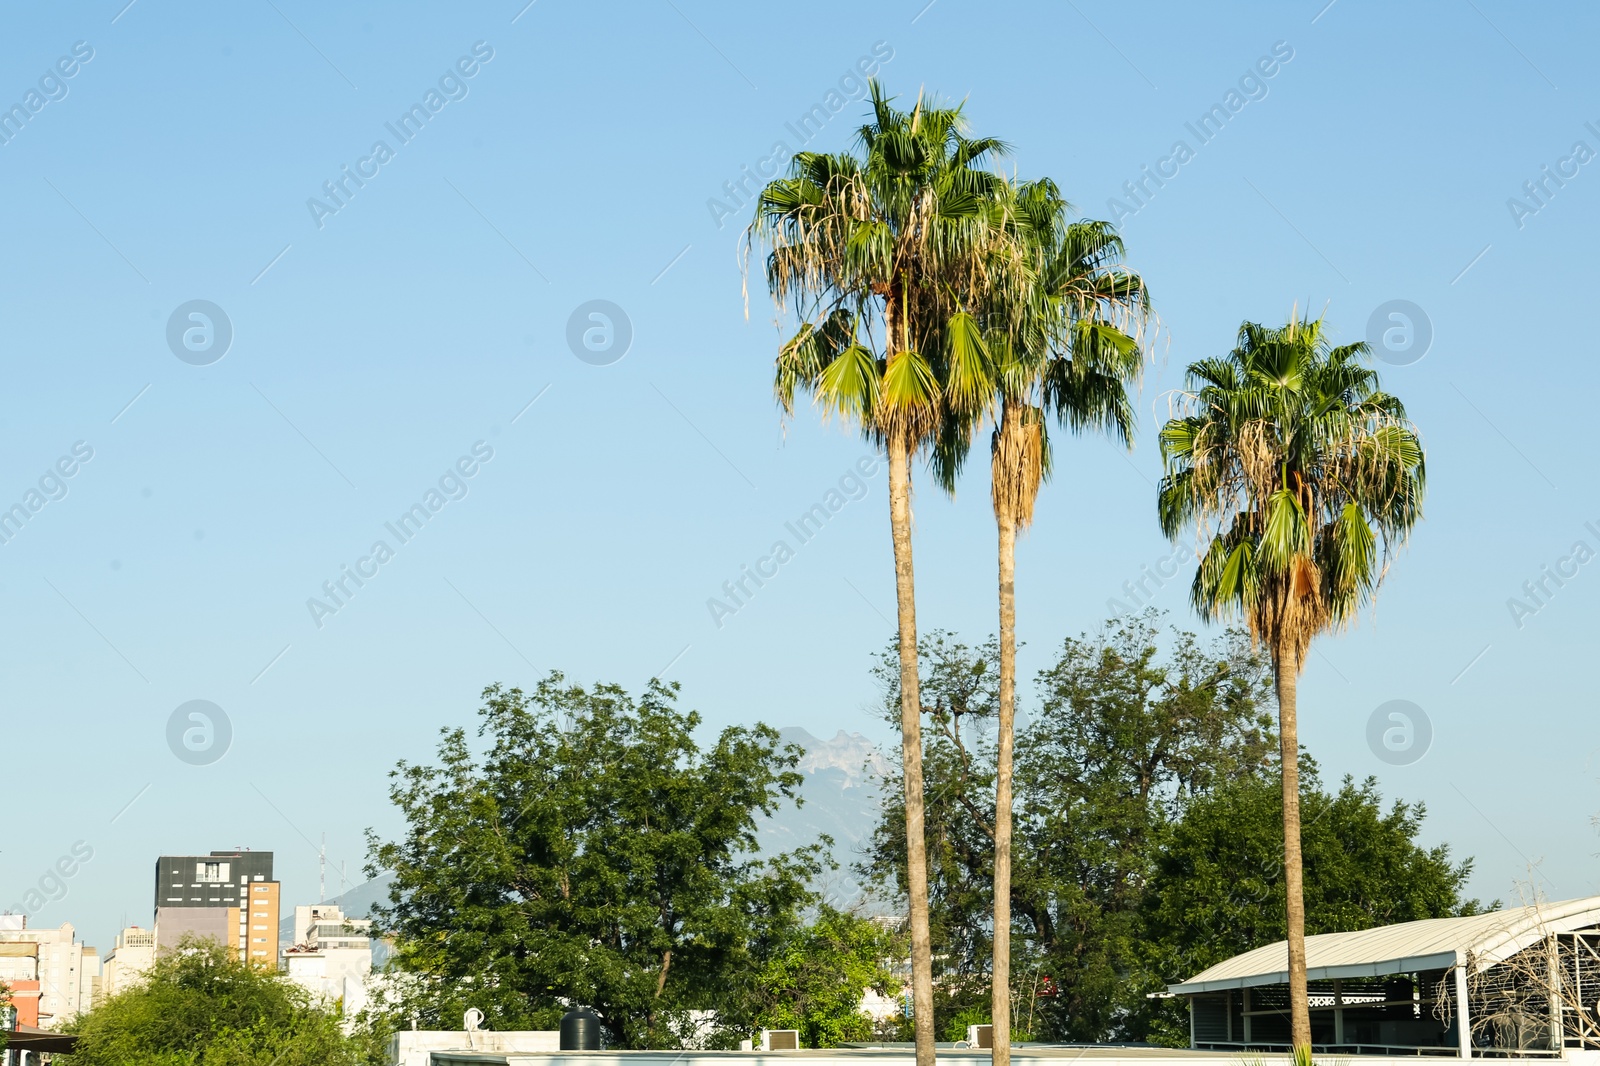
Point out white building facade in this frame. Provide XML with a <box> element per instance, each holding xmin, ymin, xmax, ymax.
<box><xmin>0</xmin><ymin>915</ymin><xmax>100</xmax><ymax>1027</ymax></box>
<box><xmin>101</xmin><ymin>925</ymin><xmax>156</xmax><ymax>998</ymax></box>
<box><xmin>282</xmin><ymin>904</ymin><xmax>375</xmax><ymax>1017</ymax></box>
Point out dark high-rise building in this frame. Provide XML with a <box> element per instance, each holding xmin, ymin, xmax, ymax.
<box><xmin>153</xmin><ymin>850</ymin><xmax>280</xmax><ymax>967</ymax></box>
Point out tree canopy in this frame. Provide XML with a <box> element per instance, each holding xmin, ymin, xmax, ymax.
<box><xmin>365</xmin><ymin>674</ymin><xmax>838</xmax><ymax>1048</ymax></box>
<box><xmin>1157</xmin><ymin>315</ymin><xmax>1425</xmax><ymax>657</ymax></box>
<box><xmin>722</xmin><ymin>905</ymin><xmax>905</xmax><ymax>1048</ymax></box>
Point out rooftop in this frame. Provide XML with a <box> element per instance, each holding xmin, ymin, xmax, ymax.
<box><xmin>1166</xmin><ymin>895</ymin><xmax>1600</xmax><ymax>995</ymax></box>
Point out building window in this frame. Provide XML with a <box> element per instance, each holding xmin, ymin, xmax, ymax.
<box><xmin>197</xmin><ymin>861</ymin><xmax>230</xmax><ymax>883</ymax></box>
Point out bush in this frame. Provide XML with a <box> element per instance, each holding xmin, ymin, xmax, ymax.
<box><xmin>62</xmin><ymin>937</ymin><xmax>382</xmax><ymax>1066</ymax></box>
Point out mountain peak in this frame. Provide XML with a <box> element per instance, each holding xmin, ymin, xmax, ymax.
<box><xmin>779</xmin><ymin>726</ymin><xmax>889</xmax><ymax>787</ymax></box>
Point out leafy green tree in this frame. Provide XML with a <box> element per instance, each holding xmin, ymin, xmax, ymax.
<box><xmin>61</xmin><ymin>937</ymin><xmax>375</xmax><ymax>1066</ymax></box>
<box><xmin>1157</xmin><ymin>314</ymin><xmax>1426</xmax><ymax>1050</ymax></box>
<box><xmin>1137</xmin><ymin>767</ymin><xmax>1480</xmax><ymax>1045</ymax></box>
<box><xmin>1016</xmin><ymin>613</ymin><xmax>1273</xmax><ymax>1041</ymax></box>
<box><xmin>725</xmin><ymin>906</ymin><xmax>905</xmax><ymax>1048</ymax></box>
<box><xmin>963</xmin><ymin>177</ymin><xmax>1152</xmax><ymax>1065</ymax></box>
<box><xmin>365</xmin><ymin>675</ymin><xmax>825</xmax><ymax>1049</ymax></box>
<box><xmin>748</xmin><ymin>81</ymin><xmax>1016</xmax><ymax>1066</ymax></box>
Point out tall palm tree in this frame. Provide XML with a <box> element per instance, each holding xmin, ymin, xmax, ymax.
<box><xmin>1156</xmin><ymin>315</ymin><xmax>1425</xmax><ymax>1053</ymax></box>
<box><xmin>940</xmin><ymin>178</ymin><xmax>1150</xmax><ymax>1065</ymax></box>
<box><xmin>747</xmin><ymin>82</ymin><xmax>1016</xmax><ymax>1066</ymax></box>
<box><xmin>991</xmin><ymin>181</ymin><xmax>1148</xmax><ymax>1063</ymax></box>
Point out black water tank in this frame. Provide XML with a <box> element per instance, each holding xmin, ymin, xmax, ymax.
<box><xmin>560</xmin><ymin>1008</ymin><xmax>602</xmax><ymax>1050</ymax></box>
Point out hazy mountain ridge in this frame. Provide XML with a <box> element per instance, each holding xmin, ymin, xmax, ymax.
<box><xmin>781</xmin><ymin>727</ymin><xmax>890</xmax><ymax>788</ymax></box>
<box><xmin>766</xmin><ymin>728</ymin><xmax>889</xmax><ymax>905</ymax></box>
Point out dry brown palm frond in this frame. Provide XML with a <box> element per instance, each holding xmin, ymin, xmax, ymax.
<box><xmin>1250</xmin><ymin>569</ymin><xmax>1327</xmax><ymax>663</ymax></box>
<box><xmin>990</xmin><ymin>401</ymin><xmax>1044</xmax><ymax>529</ymax></box>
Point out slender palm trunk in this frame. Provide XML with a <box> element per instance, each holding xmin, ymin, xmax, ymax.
<box><xmin>888</xmin><ymin>428</ymin><xmax>936</xmax><ymax>1066</ymax></box>
<box><xmin>992</xmin><ymin>508</ymin><xmax>1017</xmax><ymax>1066</ymax></box>
<box><xmin>991</xmin><ymin>399</ymin><xmax>1035</xmax><ymax>1064</ymax></box>
<box><xmin>1274</xmin><ymin>640</ymin><xmax>1311</xmax><ymax>1052</ymax></box>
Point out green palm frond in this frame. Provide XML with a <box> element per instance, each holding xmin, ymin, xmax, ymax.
<box><xmin>881</xmin><ymin>348</ymin><xmax>939</xmax><ymax>420</ymax></box>
<box><xmin>816</xmin><ymin>344</ymin><xmax>882</xmax><ymax>424</ymax></box>
<box><xmin>941</xmin><ymin>311</ymin><xmax>993</xmax><ymax>421</ymax></box>
<box><xmin>1259</xmin><ymin>487</ymin><xmax>1312</xmax><ymax>571</ymax></box>
<box><xmin>1192</xmin><ymin>528</ymin><xmax>1259</xmax><ymax>621</ymax></box>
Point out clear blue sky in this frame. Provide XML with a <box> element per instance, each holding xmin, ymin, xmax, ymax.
<box><xmin>2</xmin><ymin>0</ymin><xmax>1593</xmax><ymax>952</ymax></box>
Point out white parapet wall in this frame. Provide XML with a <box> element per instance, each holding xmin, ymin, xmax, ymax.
<box><xmin>405</xmin><ymin>1050</ymin><xmax>1555</xmax><ymax>1066</ymax></box>
<box><xmin>390</xmin><ymin>1030</ymin><xmax>560</xmax><ymax>1066</ymax></box>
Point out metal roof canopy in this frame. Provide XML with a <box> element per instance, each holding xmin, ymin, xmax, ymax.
<box><xmin>5</xmin><ymin>1025</ymin><xmax>80</xmax><ymax>1054</ymax></box>
<box><xmin>1166</xmin><ymin>896</ymin><xmax>1600</xmax><ymax>995</ymax></box>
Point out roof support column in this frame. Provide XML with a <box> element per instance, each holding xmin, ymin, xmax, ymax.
<box><xmin>1456</xmin><ymin>958</ymin><xmax>1472</xmax><ymax>1059</ymax></box>
<box><xmin>1548</xmin><ymin>935</ymin><xmax>1563</xmax><ymax>1052</ymax></box>
<box><xmin>1333</xmin><ymin>978</ymin><xmax>1345</xmax><ymax>1047</ymax></box>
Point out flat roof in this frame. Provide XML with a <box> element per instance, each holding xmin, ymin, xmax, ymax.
<box><xmin>1167</xmin><ymin>895</ymin><xmax>1600</xmax><ymax>995</ymax></box>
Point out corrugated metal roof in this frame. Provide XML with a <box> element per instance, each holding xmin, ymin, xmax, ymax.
<box><xmin>1167</xmin><ymin>896</ymin><xmax>1600</xmax><ymax>995</ymax></box>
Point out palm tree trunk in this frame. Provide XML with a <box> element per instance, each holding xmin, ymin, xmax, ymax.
<box><xmin>992</xmin><ymin>508</ymin><xmax>1017</xmax><ymax>1066</ymax></box>
<box><xmin>888</xmin><ymin>428</ymin><xmax>937</xmax><ymax>1066</ymax></box>
<box><xmin>1274</xmin><ymin>639</ymin><xmax>1311</xmax><ymax>1052</ymax></box>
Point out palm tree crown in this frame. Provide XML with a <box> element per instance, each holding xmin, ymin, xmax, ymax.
<box><xmin>748</xmin><ymin>80</ymin><xmax>1017</xmax><ymax>447</ymax></box>
<box><xmin>1157</xmin><ymin>315</ymin><xmax>1424</xmax><ymax>657</ymax></box>
<box><xmin>962</xmin><ymin>177</ymin><xmax>1151</xmax><ymax>515</ymax></box>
